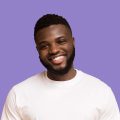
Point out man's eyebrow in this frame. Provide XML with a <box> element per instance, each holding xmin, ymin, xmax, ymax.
<box><xmin>55</xmin><ymin>36</ymin><xmax>66</xmax><ymax>40</ymax></box>
<box><xmin>38</xmin><ymin>40</ymin><xmax>48</xmax><ymax>44</ymax></box>
<box><xmin>56</xmin><ymin>36</ymin><xmax>64</xmax><ymax>38</ymax></box>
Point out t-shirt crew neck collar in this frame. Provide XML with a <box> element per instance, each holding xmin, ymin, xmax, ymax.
<box><xmin>43</xmin><ymin>69</ymin><xmax>82</xmax><ymax>88</ymax></box>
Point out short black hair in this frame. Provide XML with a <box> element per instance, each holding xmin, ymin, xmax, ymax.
<box><xmin>34</xmin><ymin>14</ymin><xmax>72</xmax><ymax>40</ymax></box>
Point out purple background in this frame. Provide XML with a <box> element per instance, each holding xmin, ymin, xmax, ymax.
<box><xmin>0</xmin><ymin>0</ymin><xmax>120</xmax><ymax>115</ymax></box>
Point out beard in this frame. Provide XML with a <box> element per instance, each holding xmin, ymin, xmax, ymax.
<box><xmin>39</xmin><ymin>47</ymin><xmax>75</xmax><ymax>75</ymax></box>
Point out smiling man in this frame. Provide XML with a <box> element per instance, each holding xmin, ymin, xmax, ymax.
<box><xmin>1</xmin><ymin>14</ymin><xmax>120</xmax><ymax>120</ymax></box>
<box><xmin>35</xmin><ymin>21</ymin><xmax>75</xmax><ymax>80</ymax></box>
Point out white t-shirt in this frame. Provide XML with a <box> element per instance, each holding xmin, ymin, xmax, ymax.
<box><xmin>1</xmin><ymin>70</ymin><xmax>120</xmax><ymax>120</ymax></box>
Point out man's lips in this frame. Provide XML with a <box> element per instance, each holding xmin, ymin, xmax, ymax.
<box><xmin>48</xmin><ymin>55</ymin><xmax>65</xmax><ymax>65</ymax></box>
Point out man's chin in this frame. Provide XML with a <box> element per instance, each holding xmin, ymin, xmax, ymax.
<box><xmin>40</xmin><ymin>46</ymin><xmax>75</xmax><ymax>75</ymax></box>
<box><xmin>47</xmin><ymin>66</ymin><xmax>71</xmax><ymax>75</ymax></box>
<box><xmin>40</xmin><ymin>59</ymin><xmax>68</xmax><ymax>75</ymax></box>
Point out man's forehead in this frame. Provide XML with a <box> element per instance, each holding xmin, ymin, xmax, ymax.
<box><xmin>38</xmin><ymin>24</ymin><xmax>69</xmax><ymax>32</ymax></box>
<box><xmin>36</xmin><ymin>24</ymin><xmax>71</xmax><ymax>38</ymax></box>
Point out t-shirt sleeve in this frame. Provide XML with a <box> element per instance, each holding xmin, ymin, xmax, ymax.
<box><xmin>1</xmin><ymin>88</ymin><xmax>21</xmax><ymax>120</ymax></box>
<box><xmin>99</xmin><ymin>87</ymin><xmax>120</xmax><ymax>120</ymax></box>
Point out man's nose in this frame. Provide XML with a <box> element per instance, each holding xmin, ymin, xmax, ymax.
<box><xmin>49</xmin><ymin>43</ymin><xmax>59</xmax><ymax>54</ymax></box>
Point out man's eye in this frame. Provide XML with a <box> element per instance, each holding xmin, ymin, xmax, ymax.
<box><xmin>39</xmin><ymin>44</ymin><xmax>49</xmax><ymax>50</ymax></box>
<box><xmin>57</xmin><ymin>39</ymin><xmax>67</xmax><ymax>44</ymax></box>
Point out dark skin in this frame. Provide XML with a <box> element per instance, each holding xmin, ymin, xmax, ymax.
<box><xmin>35</xmin><ymin>24</ymin><xmax>76</xmax><ymax>81</ymax></box>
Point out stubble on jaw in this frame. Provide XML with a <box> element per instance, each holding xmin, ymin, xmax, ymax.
<box><xmin>39</xmin><ymin>47</ymin><xmax>75</xmax><ymax>75</ymax></box>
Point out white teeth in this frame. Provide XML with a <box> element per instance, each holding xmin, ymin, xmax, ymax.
<box><xmin>50</xmin><ymin>56</ymin><xmax>65</xmax><ymax>64</ymax></box>
<box><xmin>53</xmin><ymin>56</ymin><xmax>63</xmax><ymax>60</ymax></box>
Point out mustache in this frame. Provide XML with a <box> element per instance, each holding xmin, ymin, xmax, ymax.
<box><xmin>38</xmin><ymin>46</ymin><xmax>75</xmax><ymax>75</ymax></box>
<box><xmin>47</xmin><ymin>53</ymin><xmax>66</xmax><ymax>60</ymax></box>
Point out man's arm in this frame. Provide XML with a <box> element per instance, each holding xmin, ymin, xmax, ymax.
<box><xmin>1</xmin><ymin>88</ymin><xmax>21</xmax><ymax>120</ymax></box>
<box><xmin>100</xmin><ymin>88</ymin><xmax>120</xmax><ymax>120</ymax></box>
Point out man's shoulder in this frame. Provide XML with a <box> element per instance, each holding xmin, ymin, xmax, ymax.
<box><xmin>11</xmin><ymin>71</ymin><xmax>46</xmax><ymax>93</ymax></box>
<box><xmin>77</xmin><ymin>69</ymin><xmax>115</xmax><ymax>102</ymax></box>
<box><xmin>77</xmin><ymin>69</ymin><xmax>111</xmax><ymax>90</ymax></box>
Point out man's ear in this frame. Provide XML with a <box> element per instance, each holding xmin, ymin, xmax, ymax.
<box><xmin>36</xmin><ymin>45</ymin><xmax>39</xmax><ymax>53</ymax></box>
<box><xmin>72</xmin><ymin>37</ymin><xmax>75</xmax><ymax>46</ymax></box>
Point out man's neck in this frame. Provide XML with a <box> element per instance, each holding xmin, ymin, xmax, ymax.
<box><xmin>47</xmin><ymin>68</ymin><xmax>76</xmax><ymax>81</ymax></box>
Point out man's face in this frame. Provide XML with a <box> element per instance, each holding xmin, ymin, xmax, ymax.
<box><xmin>35</xmin><ymin>24</ymin><xmax>75</xmax><ymax>75</ymax></box>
